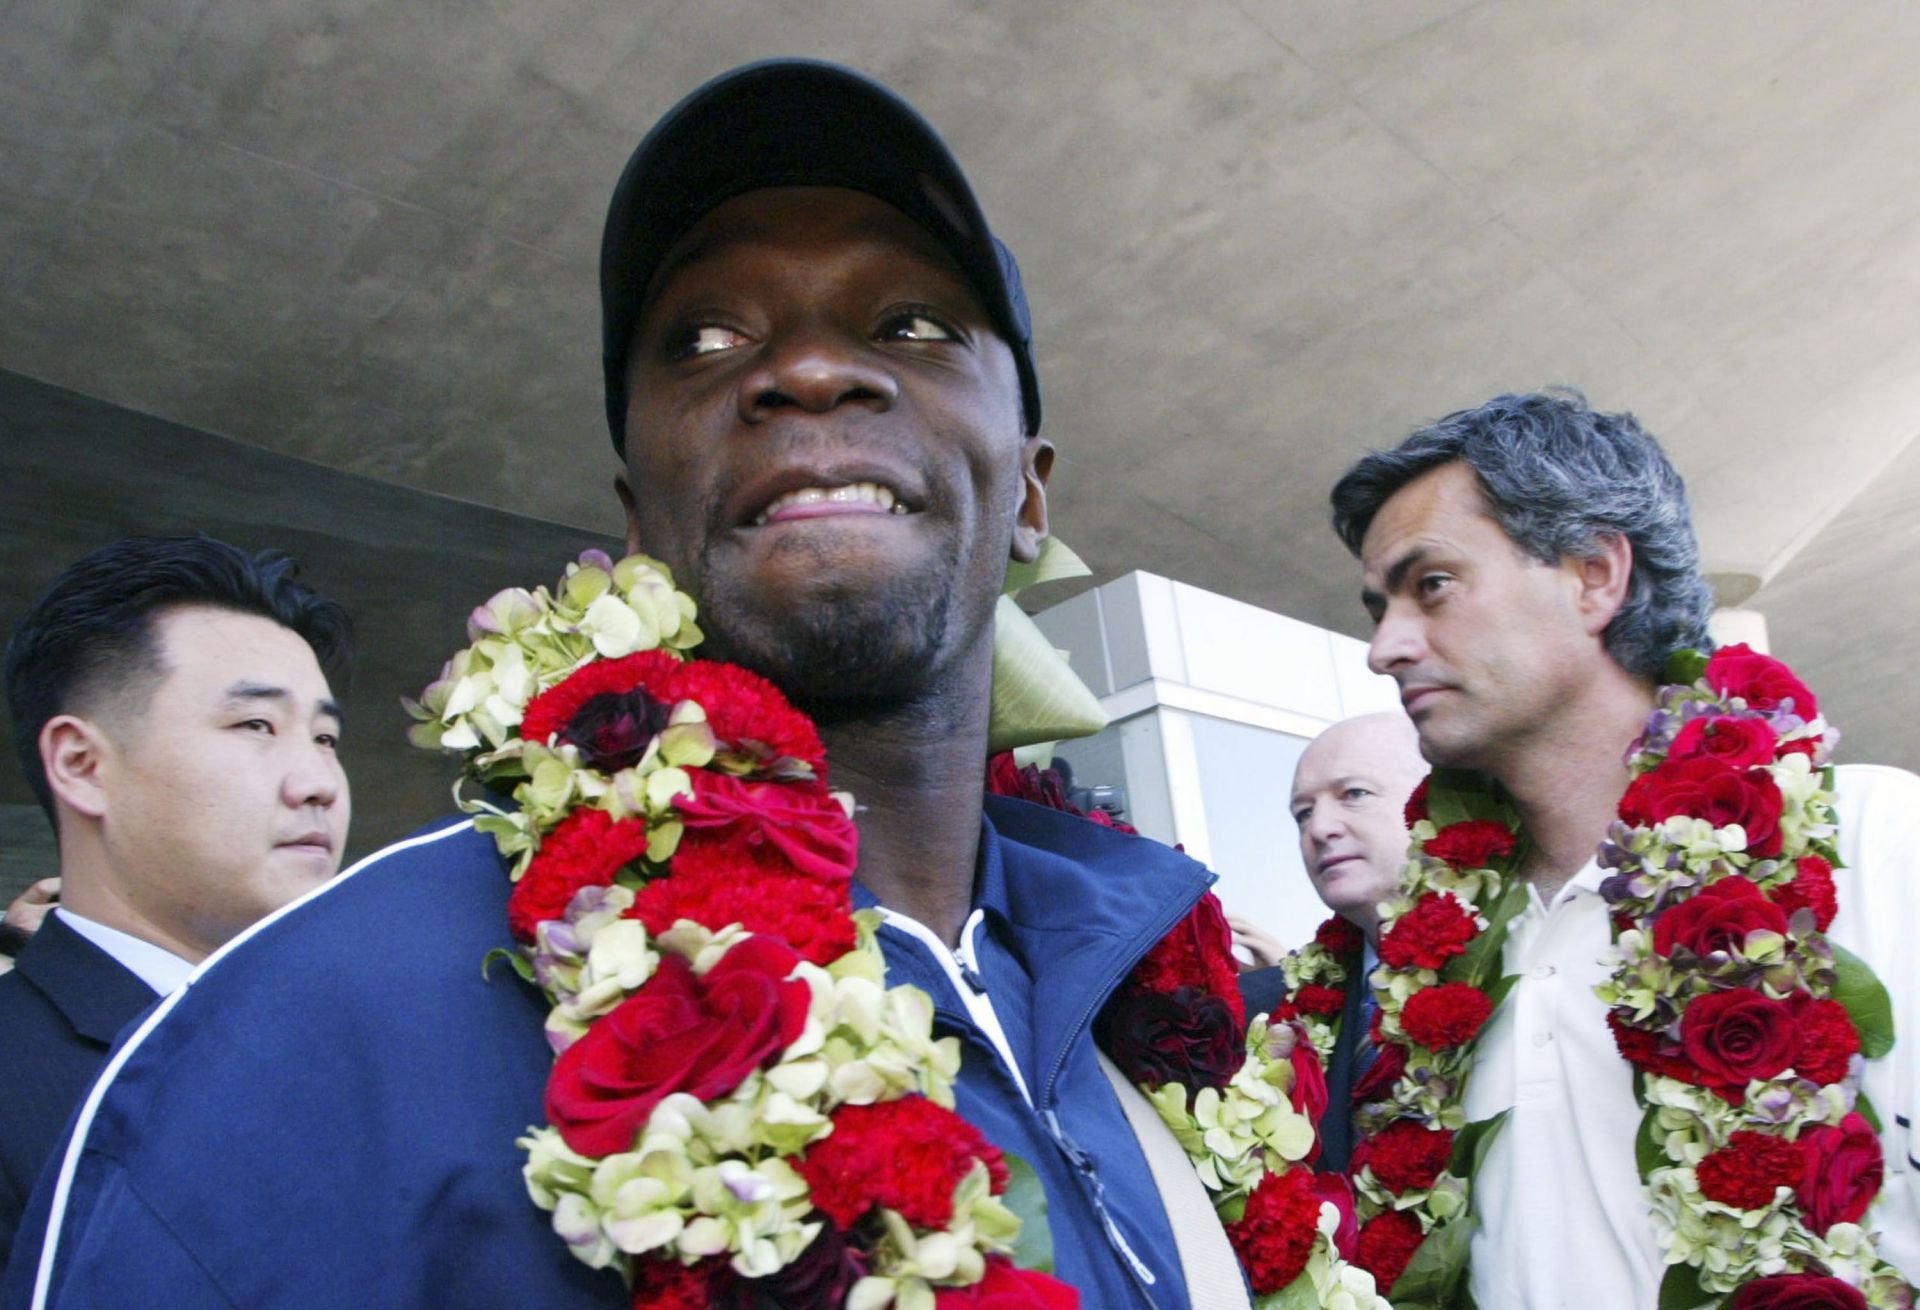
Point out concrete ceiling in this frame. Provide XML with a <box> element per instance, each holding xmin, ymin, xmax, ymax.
<box><xmin>4</xmin><ymin>0</ymin><xmax>1919</xmax><ymax>770</ymax></box>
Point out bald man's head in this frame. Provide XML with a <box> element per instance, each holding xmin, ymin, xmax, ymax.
<box><xmin>1290</xmin><ymin>712</ymin><xmax>1427</xmax><ymax>940</ymax></box>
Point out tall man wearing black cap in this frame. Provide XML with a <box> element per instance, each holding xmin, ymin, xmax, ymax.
<box><xmin>6</xmin><ymin>63</ymin><xmax>1240</xmax><ymax>1309</ymax></box>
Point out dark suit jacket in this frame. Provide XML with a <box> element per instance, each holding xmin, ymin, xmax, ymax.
<box><xmin>0</xmin><ymin>914</ymin><xmax>158</xmax><ymax>1268</ymax></box>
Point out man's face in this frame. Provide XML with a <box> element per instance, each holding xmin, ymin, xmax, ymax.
<box><xmin>97</xmin><ymin>606</ymin><xmax>349</xmax><ymax>960</ymax></box>
<box><xmin>1359</xmin><ymin>461</ymin><xmax>1599</xmax><ymax>773</ymax></box>
<box><xmin>1290</xmin><ymin>716</ymin><xmax>1424</xmax><ymax>934</ymax></box>
<box><xmin>618</xmin><ymin>186</ymin><xmax>1050</xmax><ymax>707</ymax></box>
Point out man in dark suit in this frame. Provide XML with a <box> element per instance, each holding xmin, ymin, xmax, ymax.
<box><xmin>0</xmin><ymin>535</ymin><xmax>353</xmax><ymax>1265</ymax></box>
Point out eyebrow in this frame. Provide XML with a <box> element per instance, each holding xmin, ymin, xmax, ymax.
<box><xmin>220</xmin><ymin>682</ymin><xmax>345</xmax><ymax>726</ymax></box>
<box><xmin>1360</xmin><ymin>544</ymin><xmax>1435</xmax><ymax>615</ymax></box>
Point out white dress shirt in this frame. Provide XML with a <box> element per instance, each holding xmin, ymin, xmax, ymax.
<box><xmin>1464</xmin><ymin>764</ymin><xmax>1920</xmax><ymax>1308</ymax></box>
<box><xmin>55</xmin><ymin>908</ymin><xmax>194</xmax><ymax>997</ymax></box>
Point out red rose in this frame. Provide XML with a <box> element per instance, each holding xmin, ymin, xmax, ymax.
<box><xmin>1224</xmin><ymin>1167</ymin><xmax>1322</xmax><ymax>1294</ymax></box>
<box><xmin>1314</xmin><ymin>1171</ymin><xmax>1359</xmax><ymax>1260</ymax></box>
<box><xmin>1619</xmin><ymin>756</ymin><xmax>1785</xmax><ymax>858</ymax></box>
<box><xmin>1680</xmin><ymin>989</ymin><xmax>1801</xmax><ymax>1094</ymax></box>
<box><xmin>1379</xmin><ymin>892</ymin><xmax>1478</xmax><ymax>972</ymax></box>
<box><xmin>1126</xmin><ymin>894</ymin><xmax>1247</xmax><ymax>1031</ymax></box>
<box><xmin>1097</xmin><ymin>986</ymin><xmax>1246</xmax><ymax>1091</ymax></box>
<box><xmin>1729</xmin><ymin>1274</ymin><xmax>1868</xmax><ymax>1310</ymax></box>
<box><xmin>1651</xmin><ymin>876</ymin><xmax>1789</xmax><ymax>959</ymax></box>
<box><xmin>1797</xmin><ymin>1113</ymin><xmax>1883</xmax><ymax>1235</ymax></box>
<box><xmin>1695</xmin><ymin>1130</ymin><xmax>1803</xmax><ymax>1209</ymax></box>
<box><xmin>546</xmin><ymin>935</ymin><xmax>810</xmax><ymax>1156</ymax></box>
<box><xmin>797</xmin><ymin>1096</ymin><xmax>1008</xmax><ymax>1231</ymax></box>
<box><xmin>1669</xmin><ymin>715</ymin><xmax>1779</xmax><ymax>770</ymax></box>
<box><xmin>1707</xmin><ymin>644</ymin><xmax>1819</xmax><ymax>719</ymax></box>
<box><xmin>1293</xmin><ymin>983</ymin><xmax>1347</xmax><ymax>1018</ymax></box>
<box><xmin>1399</xmin><ymin>982</ymin><xmax>1496</xmax><ymax>1050</ymax></box>
<box><xmin>1421</xmin><ymin>819</ymin><xmax>1517</xmax><ymax>870</ymax></box>
<box><xmin>1403</xmin><ymin>776</ymin><xmax>1430</xmax><ymax>826</ymax></box>
<box><xmin>1352</xmin><ymin>1040</ymin><xmax>1408</xmax><ymax>1104</ymax></box>
<box><xmin>1355</xmin><ymin>1119</ymin><xmax>1453</xmax><ymax>1195</ymax></box>
<box><xmin>1793</xmin><ymin>999</ymin><xmax>1861</xmax><ymax>1085</ymax></box>
<box><xmin>509</xmin><ymin>807</ymin><xmax>653</xmax><ymax>942</ymax></box>
<box><xmin>1354</xmin><ymin>1209</ymin><xmax>1426</xmax><ymax>1294</ymax></box>
<box><xmin>933</xmin><ymin>1257</ymin><xmax>1080</xmax><ymax>1309</ymax></box>
<box><xmin>1315</xmin><ymin>915</ymin><xmax>1364</xmax><ymax>956</ymax></box>
<box><xmin>676</xmin><ymin>771</ymin><xmax>858</xmax><ymax>884</ymax></box>
<box><xmin>1772</xmin><ymin>855</ymin><xmax>1839</xmax><ymax>933</ymax></box>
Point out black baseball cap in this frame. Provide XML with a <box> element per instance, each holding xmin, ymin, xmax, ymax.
<box><xmin>599</xmin><ymin>59</ymin><xmax>1041</xmax><ymax>453</ymax></box>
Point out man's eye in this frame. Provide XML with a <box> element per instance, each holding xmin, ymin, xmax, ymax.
<box><xmin>666</xmin><ymin>324</ymin><xmax>747</xmax><ymax>359</ymax></box>
<box><xmin>1343</xmin><ymin>787</ymin><xmax>1374</xmax><ymax>802</ymax></box>
<box><xmin>1417</xmin><ymin>573</ymin><xmax>1453</xmax><ymax>598</ymax></box>
<box><xmin>237</xmin><ymin>719</ymin><xmax>274</xmax><ymax>735</ymax></box>
<box><xmin>1292</xmin><ymin>806</ymin><xmax>1312</xmax><ymax>825</ymax></box>
<box><xmin>315</xmin><ymin>732</ymin><xmax>341</xmax><ymax>750</ymax></box>
<box><xmin>877</xmin><ymin>311</ymin><xmax>957</xmax><ymax>342</ymax></box>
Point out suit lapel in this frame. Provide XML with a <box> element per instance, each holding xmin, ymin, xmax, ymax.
<box><xmin>16</xmin><ymin>914</ymin><xmax>161</xmax><ymax>1045</ymax></box>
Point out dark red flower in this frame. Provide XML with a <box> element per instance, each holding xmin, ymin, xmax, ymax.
<box><xmin>630</xmin><ymin>851</ymin><xmax>856</xmax><ymax>968</ymax></box>
<box><xmin>1669</xmin><ymin>715</ymin><xmax>1780</xmax><ymax>770</ymax></box>
<box><xmin>1354</xmin><ymin>1120</ymin><xmax>1453</xmax><ymax>1195</ymax></box>
<box><xmin>509</xmin><ymin>807</ymin><xmax>652</xmax><ymax>942</ymax></box>
<box><xmin>1772</xmin><ymin>855</ymin><xmax>1839</xmax><ymax>933</ymax></box>
<box><xmin>1379</xmin><ymin>892</ymin><xmax>1478</xmax><ymax>972</ymax></box>
<box><xmin>796</xmin><ymin>1096</ymin><xmax>1008</xmax><ymax>1231</ymax></box>
<box><xmin>1399</xmin><ymin>982</ymin><xmax>1495</xmax><ymax>1050</ymax></box>
<box><xmin>1793</xmin><ymin>999</ymin><xmax>1861</xmax><ymax>1086</ymax></box>
<box><xmin>523</xmin><ymin>650</ymin><xmax>684</xmax><ymax>751</ymax></box>
<box><xmin>713</xmin><ymin>1225</ymin><xmax>863</xmax><ymax>1309</ymax></box>
<box><xmin>1353</xmin><ymin>1210</ymin><xmax>1425</xmax><ymax>1294</ymax></box>
<box><xmin>1695</xmin><ymin>1130</ymin><xmax>1803</xmax><ymax>1209</ymax></box>
<box><xmin>1706</xmin><ymin>644</ymin><xmax>1819</xmax><ymax>719</ymax></box>
<box><xmin>1125</xmin><ymin>894</ymin><xmax>1247</xmax><ymax>1031</ymax></box>
<box><xmin>546</xmin><ymin>936</ymin><xmax>810</xmax><ymax>1156</ymax></box>
<box><xmin>1288</xmin><ymin>1031</ymin><xmax>1329</xmax><ymax>1131</ymax></box>
<box><xmin>676</xmin><ymin>771</ymin><xmax>858</xmax><ymax>884</ymax></box>
<box><xmin>1403</xmin><ymin>776</ymin><xmax>1430</xmax><ymax>827</ymax></box>
<box><xmin>1314</xmin><ymin>1172</ymin><xmax>1359</xmax><ymax>1261</ymax></box>
<box><xmin>1315</xmin><ymin>915</ymin><xmax>1364</xmax><ymax>956</ymax></box>
<box><xmin>1652</xmin><ymin>876</ymin><xmax>1789</xmax><ymax>959</ymax></box>
<box><xmin>932</xmin><ymin>1257</ymin><xmax>1080</xmax><ymax>1309</ymax></box>
<box><xmin>1224</xmin><ymin>1167</ymin><xmax>1322</xmax><ymax>1295</ymax></box>
<box><xmin>1680</xmin><ymin>989</ymin><xmax>1802</xmax><ymax>1094</ymax></box>
<box><xmin>1293</xmin><ymin>983</ymin><xmax>1347</xmax><ymax>1018</ymax></box>
<box><xmin>986</xmin><ymin>753</ymin><xmax>1071</xmax><ymax>811</ymax></box>
<box><xmin>1098</xmin><ymin>986</ymin><xmax>1246</xmax><ymax>1091</ymax></box>
<box><xmin>1797</xmin><ymin>1113</ymin><xmax>1882</xmax><ymax>1235</ymax></box>
<box><xmin>1729</xmin><ymin>1274</ymin><xmax>1867</xmax><ymax>1310</ymax></box>
<box><xmin>1422</xmin><ymin>819</ymin><xmax>1517</xmax><ymax>870</ymax></box>
<box><xmin>666</xmin><ymin>659</ymin><xmax>825</xmax><ymax>774</ymax></box>
<box><xmin>1352</xmin><ymin>1040</ymin><xmax>1408</xmax><ymax>1104</ymax></box>
<box><xmin>1620</xmin><ymin>756</ymin><xmax>1785</xmax><ymax>858</ymax></box>
<box><xmin>1607</xmin><ymin>1012</ymin><xmax>1700</xmax><ymax>1085</ymax></box>
<box><xmin>629</xmin><ymin>1257</ymin><xmax>722</xmax><ymax>1309</ymax></box>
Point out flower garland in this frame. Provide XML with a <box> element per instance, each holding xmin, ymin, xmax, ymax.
<box><xmin>408</xmin><ymin>551</ymin><xmax>1075</xmax><ymax>1309</ymax></box>
<box><xmin>1274</xmin><ymin>916</ymin><xmax>1367</xmax><ymax>1064</ymax></box>
<box><xmin>991</xmin><ymin>758</ymin><xmax>1390</xmax><ymax>1309</ymax></box>
<box><xmin>1337</xmin><ymin>644</ymin><xmax>1909</xmax><ymax>1309</ymax></box>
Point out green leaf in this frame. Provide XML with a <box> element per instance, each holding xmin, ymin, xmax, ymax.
<box><xmin>1001</xmin><ymin>1154</ymin><xmax>1054</xmax><ymax>1275</ymax></box>
<box><xmin>1482</xmin><ymin>972</ymin><xmax>1520</xmax><ymax>1015</ymax></box>
<box><xmin>1636</xmin><ymin>1107</ymin><xmax>1667</xmax><ymax>1183</ymax></box>
<box><xmin>1857</xmin><ymin>1090</ymin><xmax>1884</xmax><ymax>1134</ymax></box>
<box><xmin>1449</xmin><ymin>1110</ymin><xmax>1511</xmax><ymax>1180</ymax></box>
<box><xmin>1256</xmin><ymin>1269</ymin><xmax>1323</xmax><ymax>1310</ymax></box>
<box><xmin>482</xmin><ymin>946</ymin><xmax>535</xmax><ymax>984</ymax></box>
<box><xmin>1664</xmin><ymin>648</ymin><xmax>1710</xmax><ymax>687</ymax></box>
<box><xmin>1657</xmin><ymin>1260</ymin><xmax>1716</xmax><ymax>1310</ymax></box>
<box><xmin>1831</xmin><ymin>941</ymin><xmax>1897</xmax><ymax>1059</ymax></box>
<box><xmin>1389</xmin><ymin>1215</ymin><xmax>1475</xmax><ymax>1306</ymax></box>
<box><xmin>1443</xmin><ymin>874</ymin><xmax>1529</xmax><ymax>990</ymax></box>
<box><xmin>1000</xmin><ymin>535</ymin><xmax>1091</xmax><ymax>598</ymax></box>
<box><xmin>1423</xmin><ymin>768</ymin><xmax>1514</xmax><ymax>828</ymax></box>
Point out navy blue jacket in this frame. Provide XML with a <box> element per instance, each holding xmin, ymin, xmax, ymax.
<box><xmin>0</xmin><ymin>913</ymin><xmax>158</xmax><ymax>1269</ymax></box>
<box><xmin>6</xmin><ymin>799</ymin><xmax>1213</xmax><ymax>1308</ymax></box>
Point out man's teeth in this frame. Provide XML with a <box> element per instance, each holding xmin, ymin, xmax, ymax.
<box><xmin>754</xmin><ymin>482</ymin><xmax>907</xmax><ymax>525</ymax></box>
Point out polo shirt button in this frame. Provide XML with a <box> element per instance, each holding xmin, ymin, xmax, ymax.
<box><xmin>1531</xmin><ymin>964</ymin><xmax>1556</xmax><ymax>980</ymax></box>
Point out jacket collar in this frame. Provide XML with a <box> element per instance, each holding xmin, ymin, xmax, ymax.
<box><xmin>15</xmin><ymin>912</ymin><xmax>161</xmax><ymax>1044</ymax></box>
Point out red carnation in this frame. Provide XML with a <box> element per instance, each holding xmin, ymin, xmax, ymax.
<box><xmin>665</xmin><ymin>658</ymin><xmax>825</xmax><ymax>773</ymax></box>
<box><xmin>1793</xmin><ymin>999</ymin><xmax>1861</xmax><ymax>1086</ymax></box>
<box><xmin>1680</xmin><ymin>989</ymin><xmax>1802</xmax><ymax>1095</ymax></box>
<box><xmin>676</xmin><ymin>770</ymin><xmax>858</xmax><ymax>884</ymax></box>
<box><xmin>1403</xmin><ymin>776</ymin><xmax>1430</xmax><ymax>826</ymax></box>
<box><xmin>1669</xmin><ymin>715</ymin><xmax>1779</xmax><ymax>770</ymax></box>
<box><xmin>629</xmin><ymin>1257</ymin><xmax>721</xmax><ymax>1309</ymax></box>
<box><xmin>1695</xmin><ymin>1130</ymin><xmax>1803</xmax><ymax>1210</ymax></box>
<box><xmin>1355</xmin><ymin>1119</ymin><xmax>1453</xmax><ymax>1195</ymax></box>
<box><xmin>1354</xmin><ymin>1209</ymin><xmax>1426</xmax><ymax>1293</ymax></box>
<box><xmin>1126</xmin><ymin>894</ymin><xmax>1247</xmax><ymax>1031</ymax></box>
<box><xmin>1652</xmin><ymin>876</ymin><xmax>1789</xmax><ymax>959</ymax></box>
<box><xmin>630</xmin><ymin>849</ymin><xmax>856</xmax><ymax>968</ymax></box>
<box><xmin>1294</xmin><ymin>983</ymin><xmax>1347</xmax><ymax>1018</ymax></box>
<box><xmin>1620</xmin><ymin>756</ymin><xmax>1785</xmax><ymax>858</ymax></box>
<box><xmin>1730</xmin><ymin>1275</ymin><xmax>1868</xmax><ymax>1310</ymax></box>
<box><xmin>1379</xmin><ymin>892</ymin><xmax>1478</xmax><ymax>972</ymax></box>
<box><xmin>522</xmin><ymin>649</ymin><xmax>684</xmax><ymax>750</ymax></box>
<box><xmin>509</xmin><ymin>807</ymin><xmax>652</xmax><ymax>942</ymax></box>
<box><xmin>547</xmin><ymin>936</ymin><xmax>810</xmax><ymax>1157</ymax></box>
<box><xmin>1706</xmin><ymin>644</ymin><xmax>1819</xmax><ymax>719</ymax></box>
<box><xmin>1399</xmin><ymin>982</ymin><xmax>1495</xmax><ymax>1050</ymax></box>
<box><xmin>796</xmin><ymin>1096</ymin><xmax>1008</xmax><ymax>1231</ymax></box>
<box><xmin>1315</xmin><ymin>915</ymin><xmax>1364</xmax><ymax>956</ymax></box>
<box><xmin>1797</xmin><ymin>1113</ymin><xmax>1883</xmax><ymax>1235</ymax></box>
<box><xmin>1224</xmin><ymin>1167</ymin><xmax>1322</xmax><ymax>1295</ymax></box>
<box><xmin>933</xmin><ymin>1257</ymin><xmax>1080</xmax><ymax>1309</ymax></box>
<box><xmin>1352</xmin><ymin>1040</ymin><xmax>1408</xmax><ymax>1104</ymax></box>
<box><xmin>1422</xmin><ymin>819</ymin><xmax>1517</xmax><ymax>870</ymax></box>
<box><xmin>1772</xmin><ymin>855</ymin><xmax>1839</xmax><ymax>933</ymax></box>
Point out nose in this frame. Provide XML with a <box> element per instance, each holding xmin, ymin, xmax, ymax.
<box><xmin>739</xmin><ymin>322</ymin><xmax>898</xmax><ymax>422</ymax></box>
<box><xmin>1367</xmin><ymin>603</ymin><xmax>1427</xmax><ymax>677</ymax></box>
<box><xmin>1304</xmin><ymin>805</ymin><xmax>1348</xmax><ymax>850</ymax></box>
<box><xmin>284</xmin><ymin>741</ymin><xmax>346</xmax><ymax>814</ymax></box>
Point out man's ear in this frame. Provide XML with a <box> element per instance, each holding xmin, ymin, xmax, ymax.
<box><xmin>615</xmin><ymin>473</ymin><xmax>643</xmax><ymax>557</ymax></box>
<box><xmin>1010</xmin><ymin>438</ymin><xmax>1054</xmax><ymax>564</ymax></box>
<box><xmin>1572</xmin><ymin>531</ymin><xmax>1635</xmax><ymax>636</ymax></box>
<box><xmin>41</xmin><ymin>715</ymin><xmax>113</xmax><ymax>823</ymax></box>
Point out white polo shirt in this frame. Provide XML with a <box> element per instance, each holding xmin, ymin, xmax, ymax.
<box><xmin>1464</xmin><ymin>764</ymin><xmax>1920</xmax><ymax>1308</ymax></box>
